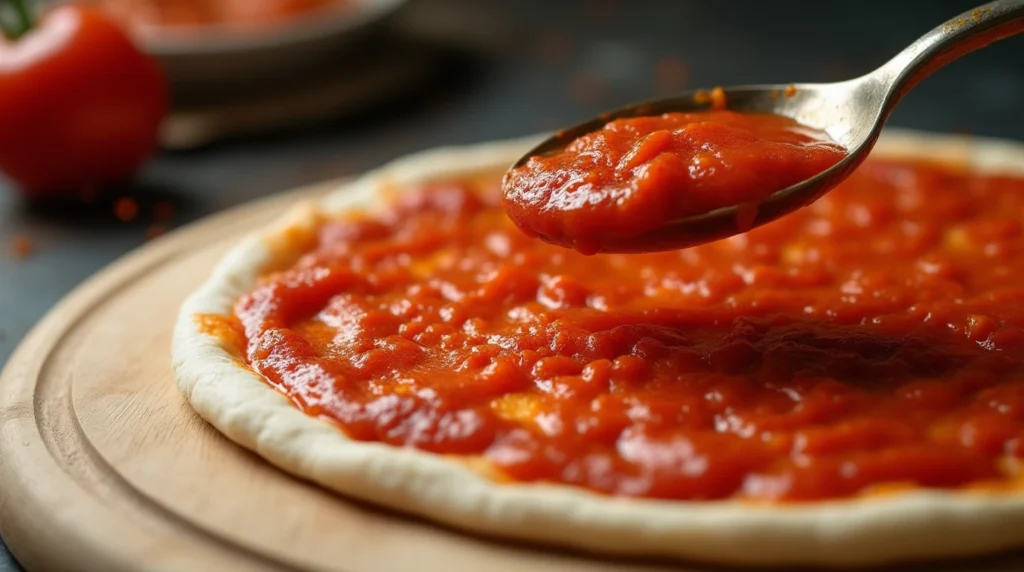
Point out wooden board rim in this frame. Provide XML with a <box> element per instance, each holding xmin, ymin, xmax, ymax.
<box><xmin>0</xmin><ymin>180</ymin><xmax>338</xmax><ymax>572</ymax></box>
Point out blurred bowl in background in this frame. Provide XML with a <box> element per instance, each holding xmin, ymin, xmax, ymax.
<box><xmin>55</xmin><ymin>0</ymin><xmax>411</xmax><ymax>101</ymax></box>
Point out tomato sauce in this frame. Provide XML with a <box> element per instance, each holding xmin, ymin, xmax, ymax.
<box><xmin>502</xmin><ymin>111</ymin><xmax>847</xmax><ymax>254</ymax></box>
<box><xmin>221</xmin><ymin>157</ymin><xmax>1024</xmax><ymax>502</ymax></box>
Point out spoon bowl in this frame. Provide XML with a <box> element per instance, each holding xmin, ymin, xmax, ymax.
<box><xmin>510</xmin><ymin>0</ymin><xmax>1024</xmax><ymax>252</ymax></box>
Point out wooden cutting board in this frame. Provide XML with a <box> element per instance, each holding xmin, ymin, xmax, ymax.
<box><xmin>1</xmin><ymin>179</ymin><xmax>1023</xmax><ymax>572</ymax></box>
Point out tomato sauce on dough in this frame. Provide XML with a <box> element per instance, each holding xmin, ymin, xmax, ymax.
<box><xmin>217</xmin><ymin>157</ymin><xmax>1024</xmax><ymax>502</ymax></box>
<box><xmin>502</xmin><ymin>111</ymin><xmax>847</xmax><ymax>254</ymax></box>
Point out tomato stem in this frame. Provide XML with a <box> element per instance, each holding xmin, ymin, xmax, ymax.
<box><xmin>1</xmin><ymin>0</ymin><xmax>34</xmax><ymax>40</ymax></box>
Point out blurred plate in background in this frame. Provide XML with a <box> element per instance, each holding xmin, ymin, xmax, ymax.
<box><xmin>49</xmin><ymin>0</ymin><xmax>410</xmax><ymax>99</ymax></box>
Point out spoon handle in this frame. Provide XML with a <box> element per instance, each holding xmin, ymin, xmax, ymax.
<box><xmin>875</xmin><ymin>0</ymin><xmax>1024</xmax><ymax>108</ymax></box>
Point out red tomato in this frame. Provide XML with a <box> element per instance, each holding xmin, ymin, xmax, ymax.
<box><xmin>0</xmin><ymin>4</ymin><xmax>167</xmax><ymax>197</ymax></box>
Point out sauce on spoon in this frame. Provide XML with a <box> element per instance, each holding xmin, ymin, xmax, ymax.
<box><xmin>502</xmin><ymin>108</ymin><xmax>847</xmax><ymax>255</ymax></box>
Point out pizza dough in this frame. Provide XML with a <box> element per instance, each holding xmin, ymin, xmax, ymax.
<box><xmin>172</xmin><ymin>129</ymin><xmax>1024</xmax><ymax>567</ymax></box>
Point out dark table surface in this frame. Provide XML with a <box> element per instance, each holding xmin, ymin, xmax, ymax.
<box><xmin>2</xmin><ymin>1</ymin><xmax>1022</xmax><ymax>569</ymax></box>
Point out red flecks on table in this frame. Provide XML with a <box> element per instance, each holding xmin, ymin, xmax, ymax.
<box><xmin>9</xmin><ymin>235</ymin><xmax>34</xmax><ymax>260</ymax></box>
<box><xmin>114</xmin><ymin>197</ymin><xmax>139</xmax><ymax>222</ymax></box>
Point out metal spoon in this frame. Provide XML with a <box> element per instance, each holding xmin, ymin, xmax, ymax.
<box><xmin>508</xmin><ymin>0</ymin><xmax>1024</xmax><ymax>253</ymax></box>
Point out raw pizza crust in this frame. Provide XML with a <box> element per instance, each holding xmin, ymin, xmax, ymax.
<box><xmin>172</xmin><ymin>129</ymin><xmax>1024</xmax><ymax>567</ymax></box>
